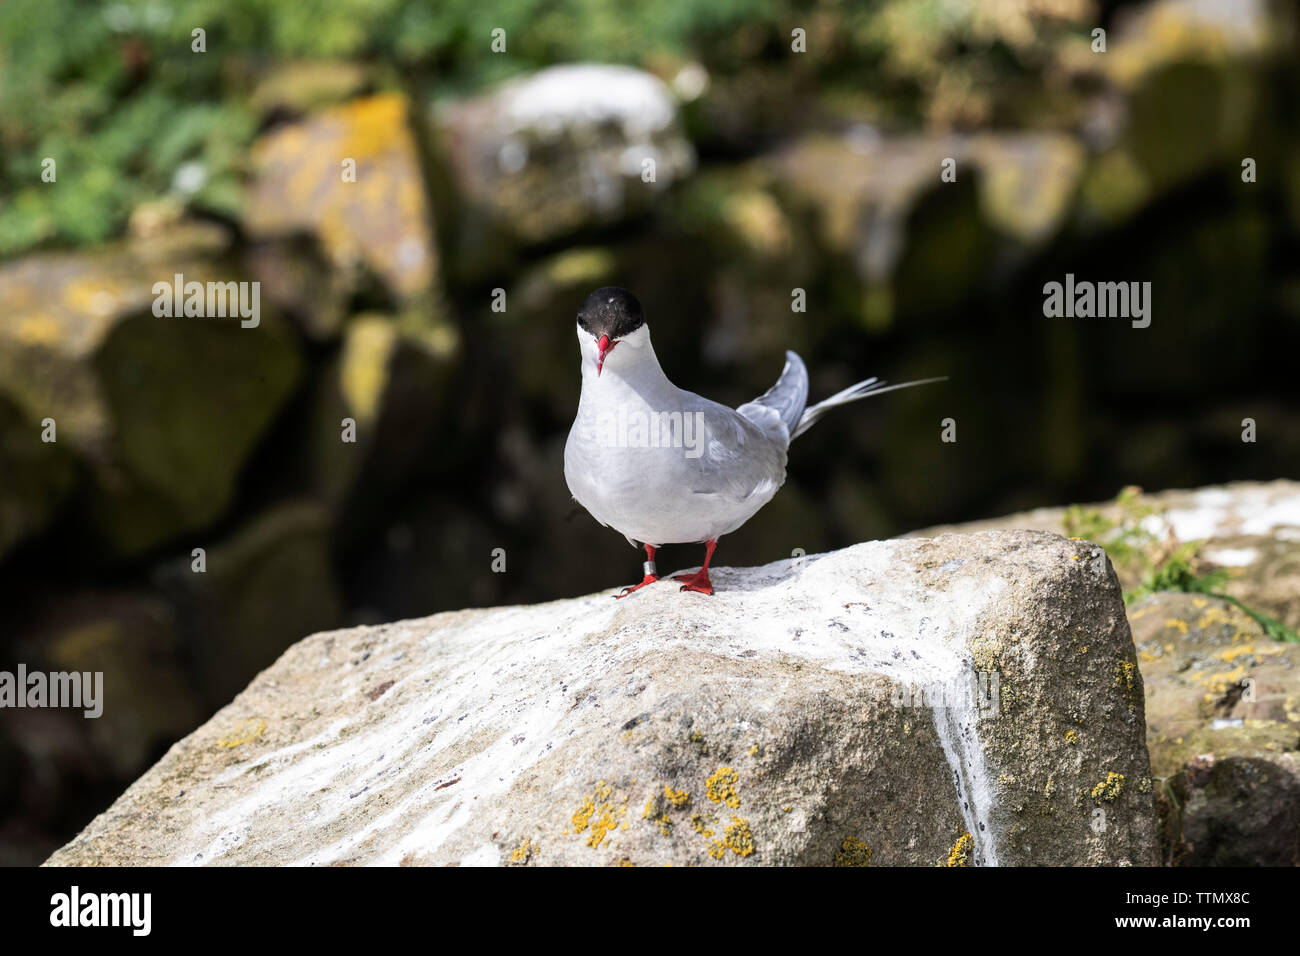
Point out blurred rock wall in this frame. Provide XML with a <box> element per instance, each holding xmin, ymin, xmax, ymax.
<box><xmin>2</xmin><ymin>0</ymin><xmax>1299</xmax><ymax>863</ymax></box>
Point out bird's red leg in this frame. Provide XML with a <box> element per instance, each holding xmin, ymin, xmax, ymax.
<box><xmin>673</xmin><ymin>539</ymin><xmax>717</xmax><ymax>596</ymax></box>
<box><xmin>615</xmin><ymin>545</ymin><xmax>659</xmax><ymax>598</ymax></box>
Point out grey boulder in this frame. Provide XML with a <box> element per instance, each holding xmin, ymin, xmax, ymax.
<box><xmin>47</xmin><ymin>530</ymin><xmax>1155</xmax><ymax>866</ymax></box>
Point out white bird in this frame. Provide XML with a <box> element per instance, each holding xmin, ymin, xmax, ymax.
<box><xmin>564</xmin><ymin>287</ymin><xmax>945</xmax><ymax>596</ymax></box>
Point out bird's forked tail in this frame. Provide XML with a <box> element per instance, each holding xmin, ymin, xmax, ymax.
<box><xmin>791</xmin><ymin>375</ymin><xmax>947</xmax><ymax>440</ymax></box>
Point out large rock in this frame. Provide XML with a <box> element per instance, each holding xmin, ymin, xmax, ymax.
<box><xmin>47</xmin><ymin>531</ymin><xmax>1155</xmax><ymax>866</ymax></box>
<box><xmin>1085</xmin><ymin>0</ymin><xmax>1276</xmax><ymax>89</ymax></box>
<box><xmin>0</xmin><ymin>227</ymin><xmax>304</xmax><ymax>557</ymax></box>
<box><xmin>768</xmin><ymin>131</ymin><xmax>1083</xmax><ymax>329</ymax></box>
<box><xmin>436</xmin><ymin>64</ymin><xmax>695</xmax><ymax>277</ymax></box>
<box><xmin>244</xmin><ymin>94</ymin><xmax>441</xmax><ymax>308</ymax></box>
<box><xmin>1069</xmin><ymin>0</ymin><xmax>1275</xmax><ymax>224</ymax></box>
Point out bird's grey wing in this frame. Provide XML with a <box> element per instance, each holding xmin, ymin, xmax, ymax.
<box><xmin>688</xmin><ymin>397</ymin><xmax>788</xmax><ymax>504</ymax></box>
<box><xmin>735</xmin><ymin>350</ymin><xmax>808</xmax><ymax>442</ymax></box>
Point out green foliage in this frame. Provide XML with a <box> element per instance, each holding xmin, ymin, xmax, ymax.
<box><xmin>0</xmin><ymin>0</ymin><xmax>256</xmax><ymax>253</ymax></box>
<box><xmin>1123</xmin><ymin>542</ymin><xmax>1226</xmax><ymax>603</ymax></box>
<box><xmin>0</xmin><ymin>0</ymin><xmax>1092</xmax><ymax>257</ymax></box>
<box><xmin>1062</xmin><ymin>485</ymin><xmax>1159</xmax><ymax>574</ymax></box>
<box><xmin>0</xmin><ymin>0</ymin><xmax>783</xmax><ymax>255</ymax></box>
<box><xmin>1128</xmin><ymin>548</ymin><xmax>1300</xmax><ymax>647</ymax></box>
<box><xmin>1126</xmin><ymin>546</ymin><xmax>1299</xmax><ymax>644</ymax></box>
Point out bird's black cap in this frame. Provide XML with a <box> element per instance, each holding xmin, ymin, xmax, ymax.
<box><xmin>577</xmin><ymin>287</ymin><xmax>645</xmax><ymax>340</ymax></box>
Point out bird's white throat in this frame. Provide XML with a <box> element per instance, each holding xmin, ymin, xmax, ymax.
<box><xmin>574</xmin><ymin>322</ymin><xmax>704</xmax><ymax>456</ymax></box>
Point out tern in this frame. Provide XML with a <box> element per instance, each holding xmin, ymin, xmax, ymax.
<box><xmin>565</xmin><ymin>287</ymin><xmax>944</xmax><ymax>596</ymax></box>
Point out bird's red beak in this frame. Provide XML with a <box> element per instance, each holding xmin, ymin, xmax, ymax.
<box><xmin>596</xmin><ymin>335</ymin><xmax>615</xmax><ymax>376</ymax></box>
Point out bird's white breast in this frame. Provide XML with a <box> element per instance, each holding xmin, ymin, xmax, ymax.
<box><xmin>565</xmin><ymin>340</ymin><xmax>788</xmax><ymax>547</ymax></box>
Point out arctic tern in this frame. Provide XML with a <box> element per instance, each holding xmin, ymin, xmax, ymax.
<box><xmin>565</xmin><ymin>287</ymin><xmax>944</xmax><ymax>596</ymax></box>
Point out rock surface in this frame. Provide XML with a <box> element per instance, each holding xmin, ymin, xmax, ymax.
<box><xmin>0</xmin><ymin>226</ymin><xmax>303</xmax><ymax>557</ymax></box>
<box><xmin>1132</xmin><ymin>592</ymin><xmax>1300</xmax><ymax>865</ymax></box>
<box><xmin>911</xmin><ymin>480</ymin><xmax>1300</xmax><ymax>866</ymax></box>
<box><xmin>47</xmin><ymin>530</ymin><xmax>1155</xmax><ymax>867</ymax></box>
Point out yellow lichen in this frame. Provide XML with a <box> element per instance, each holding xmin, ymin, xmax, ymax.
<box><xmin>723</xmin><ymin>816</ymin><xmax>755</xmax><ymax>858</ymax></box>
<box><xmin>691</xmin><ymin>813</ymin><xmax>714</xmax><ymax>837</ymax></box>
<box><xmin>573</xmin><ymin>784</ymin><xmax>627</xmax><ymax>848</ymax></box>
<box><xmin>834</xmin><ymin>836</ymin><xmax>873</xmax><ymax>867</ymax></box>
<box><xmin>946</xmin><ymin>833</ymin><xmax>974</xmax><ymax>867</ymax></box>
<box><xmin>705</xmin><ymin>817</ymin><xmax>755</xmax><ymax>859</ymax></box>
<box><xmin>509</xmin><ymin>838</ymin><xmax>539</xmax><ymax>864</ymax></box>
<box><xmin>216</xmin><ymin>717</ymin><xmax>267</xmax><ymax>749</ymax></box>
<box><xmin>664</xmin><ymin>786</ymin><xmax>691</xmax><ymax>809</ymax></box>
<box><xmin>1198</xmin><ymin>666</ymin><xmax>1247</xmax><ymax>696</ymax></box>
<box><xmin>1065</xmin><ymin>729</ymin><xmax>1078</xmax><ymax>745</ymax></box>
<box><xmin>16</xmin><ymin>315</ymin><xmax>63</xmax><ymax>346</ymax></box>
<box><xmin>1090</xmin><ymin>771</ymin><xmax>1125</xmax><ymax>803</ymax></box>
<box><xmin>706</xmin><ymin>767</ymin><xmax>740</xmax><ymax>808</ymax></box>
<box><xmin>587</xmin><ymin>807</ymin><xmax>619</xmax><ymax>847</ymax></box>
<box><xmin>1114</xmin><ymin>659</ymin><xmax>1137</xmax><ymax>692</ymax></box>
<box><xmin>339</xmin><ymin>318</ymin><xmax>398</xmax><ymax>425</ymax></box>
<box><xmin>573</xmin><ymin>795</ymin><xmax>596</xmax><ymax>833</ymax></box>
